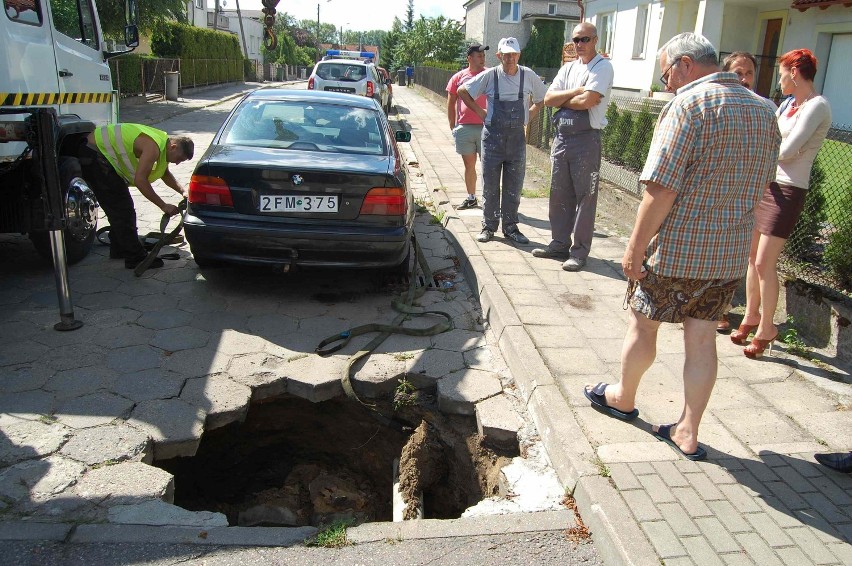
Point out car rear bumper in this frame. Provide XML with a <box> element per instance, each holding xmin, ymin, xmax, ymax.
<box><xmin>184</xmin><ymin>214</ymin><xmax>411</xmax><ymax>268</ymax></box>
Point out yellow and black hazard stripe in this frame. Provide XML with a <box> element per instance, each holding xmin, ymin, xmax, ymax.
<box><xmin>0</xmin><ymin>92</ymin><xmax>112</xmax><ymax>107</ymax></box>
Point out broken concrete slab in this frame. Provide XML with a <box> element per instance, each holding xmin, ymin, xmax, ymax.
<box><xmin>53</xmin><ymin>391</ymin><xmax>135</xmax><ymax>429</ymax></box>
<box><xmin>283</xmin><ymin>355</ymin><xmax>345</xmax><ymax>403</ymax></box>
<box><xmin>0</xmin><ymin>419</ymin><xmax>71</xmax><ymax>467</ymax></box>
<box><xmin>180</xmin><ymin>374</ymin><xmax>252</xmax><ymax>430</ymax></box>
<box><xmin>475</xmin><ymin>395</ymin><xmax>523</xmax><ymax>451</ymax></box>
<box><xmin>437</xmin><ymin>368</ymin><xmax>502</xmax><ymax>415</ymax></box>
<box><xmin>126</xmin><ymin>399</ymin><xmax>206</xmax><ymax>460</ymax></box>
<box><xmin>352</xmin><ymin>354</ymin><xmax>406</xmax><ymax>398</ymax></box>
<box><xmin>0</xmin><ymin>455</ymin><xmax>85</xmax><ymax>503</ymax></box>
<box><xmin>107</xmin><ymin>499</ymin><xmax>228</xmax><ymax>527</ymax></box>
<box><xmin>59</xmin><ymin>422</ymin><xmax>152</xmax><ymax>466</ymax></box>
<box><xmin>72</xmin><ymin>461</ymin><xmax>174</xmax><ymax>505</ymax></box>
<box><xmin>227</xmin><ymin>353</ymin><xmax>289</xmax><ymax>401</ymax></box>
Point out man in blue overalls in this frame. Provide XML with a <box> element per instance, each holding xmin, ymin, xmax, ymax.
<box><xmin>457</xmin><ymin>37</ymin><xmax>548</xmax><ymax>244</ymax></box>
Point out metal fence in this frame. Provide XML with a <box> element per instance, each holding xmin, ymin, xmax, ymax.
<box><xmin>109</xmin><ymin>57</ymin><xmax>286</xmax><ymax>98</ymax></box>
<box><xmin>780</xmin><ymin>125</ymin><xmax>852</xmax><ymax>297</ymax></box>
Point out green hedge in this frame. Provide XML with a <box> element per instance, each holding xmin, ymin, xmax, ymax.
<box><xmin>600</xmin><ymin>103</ymin><xmax>654</xmax><ymax>173</ymax></box>
<box><xmin>151</xmin><ymin>21</ymin><xmax>243</xmax><ymax>83</ymax></box>
<box><xmin>109</xmin><ymin>54</ymin><xmax>144</xmax><ymax>94</ymax></box>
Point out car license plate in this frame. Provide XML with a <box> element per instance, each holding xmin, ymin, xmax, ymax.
<box><xmin>259</xmin><ymin>195</ymin><xmax>339</xmax><ymax>213</ymax></box>
<box><xmin>324</xmin><ymin>87</ymin><xmax>355</xmax><ymax>94</ymax></box>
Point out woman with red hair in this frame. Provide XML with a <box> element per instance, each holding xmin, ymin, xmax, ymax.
<box><xmin>734</xmin><ymin>49</ymin><xmax>832</xmax><ymax>358</ymax></box>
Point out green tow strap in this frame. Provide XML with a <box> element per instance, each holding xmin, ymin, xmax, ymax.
<box><xmin>315</xmin><ymin>235</ymin><xmax>454</xmax><ymax>409</ymax></box>
<box><xmin>133</xmin><ymin>199</ymin><xmax>187</xmax><ymax>277</ymax></box>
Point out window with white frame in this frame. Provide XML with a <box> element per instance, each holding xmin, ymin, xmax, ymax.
<box><xmin>194</xmin><ymin>0</ymin><xmax>203</xmax><ymax>8</ymax></box>
<box><xmin>597</xmin><ymin>12</ymin><xmax>614</xmax><ymax>56</ymax></box>
<box><xmin>499</xmin><ymin>1</ymin><xmax>520</xmax><ymax>23</ymax></box>
<box><xmin>632</xmin><ymin>4</ymin><xmax>650</xmax><ymax>58</ymax></box>
<box><xmin>548</xmin><ymin>3</ymin><xmax>557</xmax><ymax>15</ymax></box>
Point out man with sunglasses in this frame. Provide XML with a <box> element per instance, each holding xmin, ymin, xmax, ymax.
<box><xmin>583</xmin><ymin>33</ymin><xmax>779</xmax><ymax>461</ymax></box>
<box><xmin>534</xmin><ymin>23</ymin><xmax>613</xmax><ymax>272</ymax></box>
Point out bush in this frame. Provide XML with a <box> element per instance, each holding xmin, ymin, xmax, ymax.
<box><xmin>244</xmin><ymin>59</ymin><xmax>257</xmax><ymax>82</ymax></box>
<box><xmin>624</xmin><ymin>105</ymin><xmax>655</xmax><ymax>171</ymax></box>
<box><xmin>824</xmin><ymin>215</ymin><xmax>852</xmax><ymax>287</ymax></box>
<box><xmin>786</xmin><ymin>160</ymin><xmax>827</xmax><ymax>260</ymax></box>
<box><xmin>519</xmin><ymin>20</ymin><xmax>563</xmax><ymax>68</ymax></box>
<box><xmin>110</xmin><ymin>54</ymin><xmax>144</xmax><ymax>95</ymax></box>
<box><xmin>601</xmin><ymin>102</ymin><xmax>620</xmax><ymax>161</ymax></box>
<box><xmin>615</xmin><ymin>111</ymin><xmax>633</xmax><ymax>166</ymax></box>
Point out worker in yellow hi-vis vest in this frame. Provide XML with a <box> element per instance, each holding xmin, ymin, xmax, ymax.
<box><xmin>78</xmin><ymin>124</ymin><xmax>194</xmax><ymax>269</ymax></box>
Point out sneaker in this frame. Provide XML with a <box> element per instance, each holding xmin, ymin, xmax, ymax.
<box><xmin>457</xmin><ymin>196</ymin><xmax>478</xmax><ymax>210</ymax></box>
<box><xmin>562</xmin><ymin>257</ymin><xmax>586</xmax><ymax>271</ymax></box>
<box><xmin>476</xmin><ymin>228</ymin><xmax>494</xmax><ymax>243</ymax></box>
<box><xmin>503</xmin><ymin>229</ymin><xmax>529</xmax><ymax>245</ymax></box>
<box><xmin>532</xmin><ymin>244</ymin><xmax>571</xmax><ymax>259</ymax></box>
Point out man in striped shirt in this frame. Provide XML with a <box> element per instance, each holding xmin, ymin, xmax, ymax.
<box><xmin>583</xmin><ymin>33</ymin><xmax>780</xmax><ymax>460</ymax></box>
<box><xmin>80</xmin><ymin>124</ymin><xmax>193</xmax><ymax>269</ymax></box>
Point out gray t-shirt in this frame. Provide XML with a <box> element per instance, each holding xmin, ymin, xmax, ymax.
<box><xmin>548</xmin><ymin>54</ymin><xmax>614</xmax><ymax>129</ymax></box>
<box><xmin>462</xmin><ymin>65</ymin><xmax>548</xmax><ymax>126</ymax></box>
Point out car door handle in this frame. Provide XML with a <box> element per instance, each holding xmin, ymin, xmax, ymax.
<box><xmin>58</xmin><ymin>70</ymin><xmax>73</xmax><ymax>77</ymax></box>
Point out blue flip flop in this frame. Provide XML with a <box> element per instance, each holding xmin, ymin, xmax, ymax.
<box><xmin>653</xmin><ymin>423</ymin><xmax>707</xmax><ymax>461</ymax></box>
<box><xmin>583</xmin><ymin>382</ymin><xmax>639</xmax><ymax>421</ymax></box>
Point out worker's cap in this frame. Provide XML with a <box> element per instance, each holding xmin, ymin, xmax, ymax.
<box><xmin>466</xmin><ymin>44</ymin><xmax>489</xmax><ymax>56</ymax></box>
<box><xmin>497</xmin><ymin>37</ymin><xmax>521</xmax><ymax>54</ymax></box>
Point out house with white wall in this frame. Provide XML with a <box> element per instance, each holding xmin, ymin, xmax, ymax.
<box><xmin>463</xmin><ymin>0</ymin><xmax>582</xmax><ymax>60</ymax></box>
<box><xmin>185</xmin><ymin>0</ymin><xmax>264</xmax><ymax>66</ymax></box>
<box><xmin>581</xmin><ymin>0</ymin><xmax>852</xmax><ymax>124</ymax></box>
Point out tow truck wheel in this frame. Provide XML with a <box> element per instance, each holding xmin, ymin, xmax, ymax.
<box><xmin>29</xmin><ymin>156</ymin><xmax>98</xmax><ymax>265</ymax></box>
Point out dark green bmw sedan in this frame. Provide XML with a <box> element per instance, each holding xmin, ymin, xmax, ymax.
<box><xmin>185</xmin><ymin>89</ymin><xmax>413</xmax><ymax>271</ymax></box>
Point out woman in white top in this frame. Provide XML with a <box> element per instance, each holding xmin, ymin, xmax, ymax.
<box><xmin>733</xmin><ymin>48</ymin><xmax>832</xmax><ymax>359</ymax></box>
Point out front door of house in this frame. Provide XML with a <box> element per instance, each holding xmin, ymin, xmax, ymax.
<box><xmin>756</xmin><ymin>18</ymin><xmax>782</xmax><ymax>98</ymax></box>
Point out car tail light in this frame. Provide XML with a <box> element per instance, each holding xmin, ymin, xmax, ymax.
<box><xmin>366</xmin><ymin>81</ymin><xmax>374</xmax><ymax>97</ymax></box>
<box><xmin>360</xmin><ymin>187</ymin><xmax>406</xmax><ymax>215</ymax></box>
<box><xmin>189</xmin><ymin>175</ymin><xmax>234</xmax><ymax>207</ymax></box>
<box><xmin>308</xmin><ymin>77</ymin><xmax>315</xmax><ymax>90</ymax></box>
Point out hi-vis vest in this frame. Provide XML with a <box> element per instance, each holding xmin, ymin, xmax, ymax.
<box><xmin>94</xmin><ymin>124</ymin><xmax>169</xmax><ymax>186</ymax></box>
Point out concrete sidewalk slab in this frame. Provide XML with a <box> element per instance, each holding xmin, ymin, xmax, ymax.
<box><xmin>391</xmin><ymin>84</ymin><xmax>851</xmax><ymax>566</ymax></box>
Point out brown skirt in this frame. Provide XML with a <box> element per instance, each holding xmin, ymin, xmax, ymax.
<box><xmin>754</xmin><ymin>182</ymin><xmax>806</xmax><ymax>239</ymax></box>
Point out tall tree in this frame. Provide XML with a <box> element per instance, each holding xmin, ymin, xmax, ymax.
<box><xmin>96</xmin><ymin>0</ymin><xmax>186</xmax><ymax>37</ymax></box>
<box><xmin>380</xmin><ymin>18</ymin><xmax>404</xmax><ymax>70</ymax></box>
<box><xmin>394</xmin><ymin>15</ymin><xmax>464</xmax><ymax>67</ymax></box>
<box><xmin>405</xmin><ymin>0</ymin><xmax>415</xmax><ymax>32</ymax></box>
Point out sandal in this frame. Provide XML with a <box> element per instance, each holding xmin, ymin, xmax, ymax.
<box><xmin>730</xmin><ymin>323</ymin><xmax>757</xmax><ymax>345</ymax></box>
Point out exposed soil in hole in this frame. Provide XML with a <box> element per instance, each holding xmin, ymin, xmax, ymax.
<box><xmin>156</xmin><ymin>395</ymin><xmax>511</xmax><ymax>527</ymax></box>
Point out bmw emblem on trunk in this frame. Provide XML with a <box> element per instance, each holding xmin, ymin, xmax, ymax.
<box><xmin>292</xmin><ymin>174</ymin><xmax>304</xmax><ymax>186</ymax></box>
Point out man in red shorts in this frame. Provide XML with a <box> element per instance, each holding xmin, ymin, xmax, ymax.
<box><xmin>583</xmin><ymin>33</ymin><xmax>779</xmax><ymax>460</ymax></box>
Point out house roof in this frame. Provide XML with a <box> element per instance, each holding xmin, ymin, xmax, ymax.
<box><xmin>790</xmin><ymin>0</ymin><xmax>851</xmax><ymax>11</ymax></box>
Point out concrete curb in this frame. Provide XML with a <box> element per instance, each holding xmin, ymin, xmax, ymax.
<box><xmin>348</xmin><ymin>509</ymin><xmax>574</xmax><ymax>543</ymax></box>
<box><xmin>400</xmin><ymin>107</ymin><xmax>659</xmax><ymax>566</ymax></box>
<box><xmin>69</xmin><ymin>524</ymin><xmax>317</xmax><ymax>547</ymax></box>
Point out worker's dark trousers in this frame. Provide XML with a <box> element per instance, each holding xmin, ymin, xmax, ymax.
<box><xmin>548</xmin><ymin>129</ymin><xmax>601</xmax><ymax>260</ymax></box>
<box><xmin>78</xmin><ymin>144</ymin><xmax>146</xmax><ymax>261</ymax></box>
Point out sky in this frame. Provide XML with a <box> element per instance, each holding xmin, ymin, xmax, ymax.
<box><xmin>230</xmin><ymin>0</ymin><xmax>466</xmax><ymax>33</ymax></box>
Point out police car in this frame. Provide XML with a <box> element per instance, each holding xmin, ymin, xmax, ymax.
<box><xmin>307</xmin><ymin>50</ymin><xmax>391</xmax><ymax>114</ymax></box>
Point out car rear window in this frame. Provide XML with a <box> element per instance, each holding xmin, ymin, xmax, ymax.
<box><xmin>221</xmin><ymin>99</ymin><xmax>386</xmax><ymax>155</ymax></box>
<box><xmin>315</xmin><ymin>63</ymin><xmax>367</xmax><ymax>82</ymax></box>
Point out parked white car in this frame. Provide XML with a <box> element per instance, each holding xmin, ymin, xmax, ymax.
<box><xmin>307</xmin><ymin>51</ymin><xmax>390</xmax><ymax>114</ymax></box>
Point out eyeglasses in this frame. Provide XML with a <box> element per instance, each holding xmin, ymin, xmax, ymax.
<box><xmin>659</xmin><ymin>57</ymin><xmax>682</xmax><ymax>86</ymax></box>
<box><xmin>572</xmin><ymin>36</ymin><xmax>594</xmax><ymax>44</ymax></box>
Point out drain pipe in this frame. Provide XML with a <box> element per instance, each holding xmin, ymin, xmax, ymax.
<box><xmin>577</xmin><ymin>0</ymin><xmax>585</xmax><ymax>21</ymax></box>
<box><xmin>392</xmin><ymin>458</ymin><xmax>423</xmax><ymax>521</ymax></box>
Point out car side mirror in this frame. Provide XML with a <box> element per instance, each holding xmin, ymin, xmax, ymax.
<box><xmin>125</xmin><ymin>24</ymin><xmax>139</xmax><ymax>48</ymax></box>
<box><xmin>394</xmin><ymin>131</ymin><xmax>411</xmax><ymax>142</ymax></box>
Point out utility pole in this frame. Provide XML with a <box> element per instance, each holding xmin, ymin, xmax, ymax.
<box><xmin>235</xmin><ymin>0</ymin><xmax>248</xmax><ymax>61</ymax></box>
<box><xmin>213</xmin><ymin>0</ymin><xmax>219</xmax><ymax>31</ymax></box>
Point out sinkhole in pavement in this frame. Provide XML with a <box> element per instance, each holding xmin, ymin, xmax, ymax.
<box><xmin>155</xmin><ymin>394</ymin><xmax>513</xmax><ymax>527</ymax></box>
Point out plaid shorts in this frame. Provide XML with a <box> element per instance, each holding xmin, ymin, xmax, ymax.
<box><xmin>627</xmin><ymin>270</ymin><xmax>738</xmax><ymax>324</ymax></box>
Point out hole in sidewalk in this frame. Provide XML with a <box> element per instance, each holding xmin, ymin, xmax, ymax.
<box><xmin>154</xmin><ymin>394</ymin><xmax>512</xmax><ymax>527</ymax></box>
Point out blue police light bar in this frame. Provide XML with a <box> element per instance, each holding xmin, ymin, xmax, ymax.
<box><xmin>324</xmin><ymin>50</ymin><xmax>375</xmax><ymax>60</ymax></box>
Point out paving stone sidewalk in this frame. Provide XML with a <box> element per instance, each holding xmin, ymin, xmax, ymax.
<box><xmin>391</xmin><ymin>84</ymin><xmax>852</xmax><ymax>566</ymax></box>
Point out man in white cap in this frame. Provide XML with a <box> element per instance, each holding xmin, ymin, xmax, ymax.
<box><xmin>447</xmin><ymin>44</ymin><xmax>489</xmax><ymax>210</ymax></box>
<box><xmin>535</xmin><ymin>22</ymin><xmax>614</xmax><ymax>272</ymax></box>
<box><xmin>457</xmin><ymin>37</ymin><xmax>547</xmax><ymax>244</ymax></box>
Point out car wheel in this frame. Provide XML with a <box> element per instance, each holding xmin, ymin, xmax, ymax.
<box><xmin>29</xmin><ymin>156</ymin><xmax>98</xmax><ymax>265</ymax></box>
<box><xmin>386</xmin><ymin>240</ymin><xmax>412</xmax><ymax>278</ymax></box>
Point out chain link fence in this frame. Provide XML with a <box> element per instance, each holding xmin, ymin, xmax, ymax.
<box><xmin>781</xmin><ymin>125</ymin><xmax>852</xmax><ymax>298</ymax></box>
